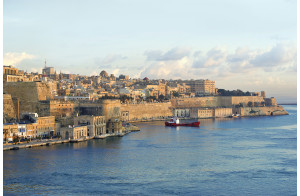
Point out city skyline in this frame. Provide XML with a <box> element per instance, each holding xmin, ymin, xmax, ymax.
<box><xmin>3</xmin><ymin>0</ymin><xmax>297</xmax><ymax>103</ymax></box>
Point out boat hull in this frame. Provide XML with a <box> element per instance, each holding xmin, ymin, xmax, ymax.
<box><xmin>165</xmin><ymin>121</ymin><xmax>200</xmax><ymax>127</ymax></box>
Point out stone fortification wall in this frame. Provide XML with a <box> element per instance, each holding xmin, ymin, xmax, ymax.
<box><xmin>231</xmin><ymin>96</ymin><xmax>265</xmax><ymax>106</ymax></box>
<box><xmin>102</xmin><ymin>99</ymin><xmax>121</xmax><ymax>120</ymax></box>
<box><xmin>171</xmin><ymin>97</ymin><xmax>218</xmax><ymax>108</ymax></box>
<box><xmin>78</xmin><ymin>99</ymin><xmax>121</xmax><ymax>120</ymax></box>
<box><xmin>264</xmin><ymin>97</ymin><xmax>277</xmax><ymax>106</ymax></box>
<box><xmin>3</xmin><ymin>94</ymin><xmax>16</xmax><ymax>118</ymax></box>
<box><xmin>4</xmin><ymin>82</ymin><xmax>52</xmax><ymax>114</ymax></box>
<box><xmin>171</xmin><ymin>96</ymin><xmax>272</xmax><ymax>108</ymax></box>
<box><xmin>120</xmin><ymin>102</ymin><xmax>172</xmax><ymax>122</ymax></box>
<box><xmin>214</xmin><ymin>108</ymin><xmax>233</xmax><ymax>117</ymax></box>
<box><xmin>232</xmin><ymin>106</ymin><xmax>288</xmax><ymax>116</ymax></box>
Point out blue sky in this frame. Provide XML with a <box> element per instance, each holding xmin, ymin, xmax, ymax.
<box><xmin>3</xmin><ymin>0</ymin><xmax>297</xmax><ymax>103</ymax></box>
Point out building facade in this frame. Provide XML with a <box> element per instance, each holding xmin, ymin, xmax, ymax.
<box><xmin>74</xmin><ymin>115</ymin><xmax>106</xmax><ymax>137</ymax></box>
<box><xmin>188</xmin><ymin>80</ymin><xmax>215</xmax><ymax>96</ymax></box>
<box><xmin>60</xmin><ymin>125</ymin><xmax>88</xmax><ymax>140</ymax></box>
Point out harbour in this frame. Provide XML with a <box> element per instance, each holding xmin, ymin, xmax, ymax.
<box><xmin>3</xmin><ymin>105</ymin><xmax>296</xmax><ymax>195</ymax></box>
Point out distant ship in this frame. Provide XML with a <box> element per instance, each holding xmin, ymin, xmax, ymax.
<box><xmin>165</xmin><ymin>117</ymin><xmax>200</xmax><ymax>127</ymax></box>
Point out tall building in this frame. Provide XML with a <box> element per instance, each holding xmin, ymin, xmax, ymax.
<box><xmin>3</xmin><ymin>65</ymin><xmax>24</xmax><ymax>82</ymax></box>
<box><xmin>42</xmin><ymin>67</ymin><xmax>55</xmax><ymax>76</ymax></box>
<box><xmin>188</xmin><ymin>79</ymin><xmax>215</xmax><ymax>95</ymax></box>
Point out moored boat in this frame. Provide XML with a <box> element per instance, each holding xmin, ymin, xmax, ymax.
<box><xmin>229</xmin><ymin>114</ymin><xmax>240</xmax><ymax>118</ymax></box>
<box><xmin>165</xmin><ymin>117</ymin><xmax>200</xmax><ymax>127</ymax></box>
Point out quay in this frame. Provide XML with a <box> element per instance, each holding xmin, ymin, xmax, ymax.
<box><xmin>3</xmin><ymin>125</ymin><xmax>140</xmax><ymax>151</ymax></box>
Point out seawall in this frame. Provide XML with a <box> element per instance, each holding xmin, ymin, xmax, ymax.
<box><xmin>120</xmin><ymin>102</ymin><xmax>172</xmax><ymax>122</ymax></box>
<box><xmin>233</xmin><ymin>105</ymin><xmax>288</xmax><ymax>117</ymax></box>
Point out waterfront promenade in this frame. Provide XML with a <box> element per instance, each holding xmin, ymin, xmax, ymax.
<box><xmin>3</xmin><ymin>124</ymin><xmax>140</xmax><ymax>151</ymax></box>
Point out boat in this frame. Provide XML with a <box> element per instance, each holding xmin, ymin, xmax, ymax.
<box><xmin>165</xmin><ymin>117</ymin><xmax>200</xmax><ymax>127</ymax></box>
<box><xmin>229</xmin><ymin>114</ymin><xmax>240</xmax><ymax>118</ymax></box>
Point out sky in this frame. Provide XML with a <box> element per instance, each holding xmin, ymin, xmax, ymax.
<box><xmin>3</xmin><ymin>0</ymin><xmax>297</xmax><ymax>103</ymax></box>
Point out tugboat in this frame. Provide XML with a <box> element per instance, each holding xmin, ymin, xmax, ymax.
<box><xmin>165</xmin><ymin>117</ymin><xmax>200</xmax><ymax>127</ymax></box>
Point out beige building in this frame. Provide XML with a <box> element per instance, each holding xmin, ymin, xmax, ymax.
<box><xmin>189</xmin><ymin>79</ymin><xmax>215</xmax><ymax>95</ymax></box>
<box><xmin>60</xmin><ymin>125</ymin><xmax>88</xmax><ymax>140</ymax></box>
<box><xmin>39</xmin><ymin>100</ymin><xmax>75</xmax><ymax>118</ymax></box>
<box><xmin>74</xmin><ymin>115</ymin><xmax>106</xmax><ymax>137</ymax></box>
<box><xmin>36</xmin><ymin>116</ymin><xmax>56</xmax><ymax>137</ymax></box>
<box><xmin>146</xmin><ymin>83</ymin><xmax>166</xmax><ymax>97</ymax></box>
<box><xmin>26</xmin><ymin>123</ymin><xmax>38</xmax><ymax>138</ymax></box>
<box><xmin>3</xmin><ymin>65</ymin><xmax>19</xmax><ymax>75</ymax></box>
<box><xmin>106</xmin><ymin>118</ymin><xmax>123</xmax><ymax>134</ymax></box>
<box><xmin>174</xmin><ymin>108</ymin><xmax>190</xmax><ymax>117</ymax></box>
<box><xmin>214</xmin><ymin>108</ymin><xmax>233</xmax><ymax>117</ymax></box>
<box><xmin>3</xmin><ymin>65</ymin><xmax>24</xmax><ymax>82</ymax></box>
<box><xmin>3</xmin><ymin>123</ymin><xmax>19</xmax><ymax>142</ymax></box>
<box><xmin>190</xmin><ymin>108</ymin><xmax>214</xmax><ymax>118</ymax></box>
<box><xmin>42</xmin><ymin>67</ymin><xmax>55</xmax><ymax>76</ymax></box>
<box><xmin>179</xmin><ymin>107</ymin><xmax>232</xmax><ymax>118</ymax></box>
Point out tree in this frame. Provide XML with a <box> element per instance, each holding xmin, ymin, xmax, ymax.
<box><xmin>172</xmin><ymin>92</ymin><xmax>180</xmax><ymax>97</ymax></box>
<box><xmin>158</xmin><ymin>94</ymin><xmax>165</xmax><ymax>102</ymax></box>
<box><xmin>13</xmin><ymin>136</ymin><xmax>20</xmax><ymax>144</ymax></box>
<box><xmin>247</xmin><ymin>101</ymin><xmax>253</xmax><ymax>107</ymax></box>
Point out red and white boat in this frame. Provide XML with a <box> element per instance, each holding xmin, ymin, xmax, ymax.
<box><xmin>165</xmin><ymin>117</ymin><xmax>200</xmax><ymax>127</ymax></box>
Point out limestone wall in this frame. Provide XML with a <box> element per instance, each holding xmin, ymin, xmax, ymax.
<box><xmin>232</xmin><ymin>106</ymin><xmax>288</xmax><ymax>116</ymax></box>
<box><xmin>3</xmin><ymin>94</ymin><xmax>16</xmax><ymax>118</ymax></box>
<box><xmin>171</xmin><ymin>96</ymin><xmax>271</xmax><ymax>108</ymax></box>
<box><xmin>171</xmin><ymin>97</ymin><xmax>218</xmax><ymax>108</ymax></box>
<box><xmin>120</xmin><ymin>102</ymin><xmax>172</xmax><ymax>121</ymax></box>
<box><xmin>231</xmin><ymin>96</ymin><xmax>265</xmax><ymax>106</ymax></box>
<box><xmin>3</xmin><ymin>82</ymin><xmax>52</xmax><ymax>114</ymax></box>
<box><xmin>78</xmin><ymin>99</ymin><xmax>121</xmax><ymax>120</ymax></box>
<box><xmin>214</xmin><ymin>108</ymin><xmax>233</xmax><ymax>117</ymax></box>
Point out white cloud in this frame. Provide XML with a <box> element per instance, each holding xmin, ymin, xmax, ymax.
<box><xmin>250</xmin><ymin>42</ymin><xmax>296</xmax><ymax>71</ymax></box>
<box><xmin>111</xmin><ymin>69</ymin><xmax>120</xmax><ymax>76</ymax></box>
<box><xmin>140</xmin><ymin>43</ymin><xmax>296</xmax><ymax>82</ymax></box>
<box><xmin>3</xmin><ymin>52</ymin><xmax>36</xmax><ymax>65</ymax></box>
<box><xmin>30</xmin><ymin>68</ymin><xmax>38</xmax><ymax>73</ymax></box>
<box><xmin>141</xmin><ymin>57</ymin><xmax>192</xmax><ymax>79</ymax></box>
<box><xmin>144</xmin><ymin>47</ymin><xmax>190</xmax><ymax>61</ymax></box>
<box><xmin>90</xmin><ymin>71</ymin><xmax>98</xmax><ymax>76</ymax></box>
<box><xmin>95</xmin><ymin>54</ymin><xmax>127</xmax><ymax>67</ymax></box>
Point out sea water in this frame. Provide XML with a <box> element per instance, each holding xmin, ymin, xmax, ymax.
<box><xmin>3</xmin><ymin>105</ymin><xmax>297</xmax><ymax>196</ymax></box>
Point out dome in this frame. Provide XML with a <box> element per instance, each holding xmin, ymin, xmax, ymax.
<box><xmin>100</xmin><ymin>70</ymin><xmax>108</xmax><ymax>77</ymax></box>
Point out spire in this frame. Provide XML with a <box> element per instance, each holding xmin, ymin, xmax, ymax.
<box><xmin>44</xmin><ymin>59</ymin><xmax>47</xmax><ymax>68</ymax></box>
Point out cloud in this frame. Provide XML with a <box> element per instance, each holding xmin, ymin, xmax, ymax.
<box><xmin>90</xmin><ymin>71</ymin><xmax>98</xmax><ymax>76</ymax></box>
<box><xmin>141</xmin><ymin>43</ymin><xmax>296</xmax><ymax>81</ymax></box>
<box><xmin>102</xmin><ymin>54</ymin><xmax>127</xmax><ymax>64</ymax></box>
<box><xmin>30</xmin><ymin>68</ymin><xmax>38</xmax><ymax>73</ymax></box>
<box><xmin>95</xmin><ymin>54</ymin><xmax>127</xmax><ymax>67</ymax></box>
<box><xmin>192</xmin><ymin>47</ymin><xmax>227</xmax><ymax>68</ymax></box>
<box><xmin>141</xmin><ymin>56</ymin><xmax>192</xmax><ymax>79</ymax></box>
<box><xmin>251</xmin><ymin>43</ymin><xmax>296</xmax><ymax>71</ymax></box>
<box><xmin>144</xmin><ymin>47</ymin><xmax>190</xmax><ymax>61</ymax></box>
<box><xmin>111</xmin><ymin>69</ymin><xmax>120</xmax><ymax>76</ymax></box>
<box><xmin>3</xmin><ymin>52</ymin><xmax>36</xmax><ymax>65</ymax></box>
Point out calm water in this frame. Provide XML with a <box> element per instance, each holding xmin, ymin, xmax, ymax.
<box><xmin>3</xmin><ymin>105</ymin><xmax>297</xmax><ymax>196</ymax></box>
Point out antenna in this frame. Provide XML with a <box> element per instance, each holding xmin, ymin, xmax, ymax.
<box><xmin>44</xmin><ymin>59</ymin><xmax>47</xmax><ymax>68</ymax></box>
